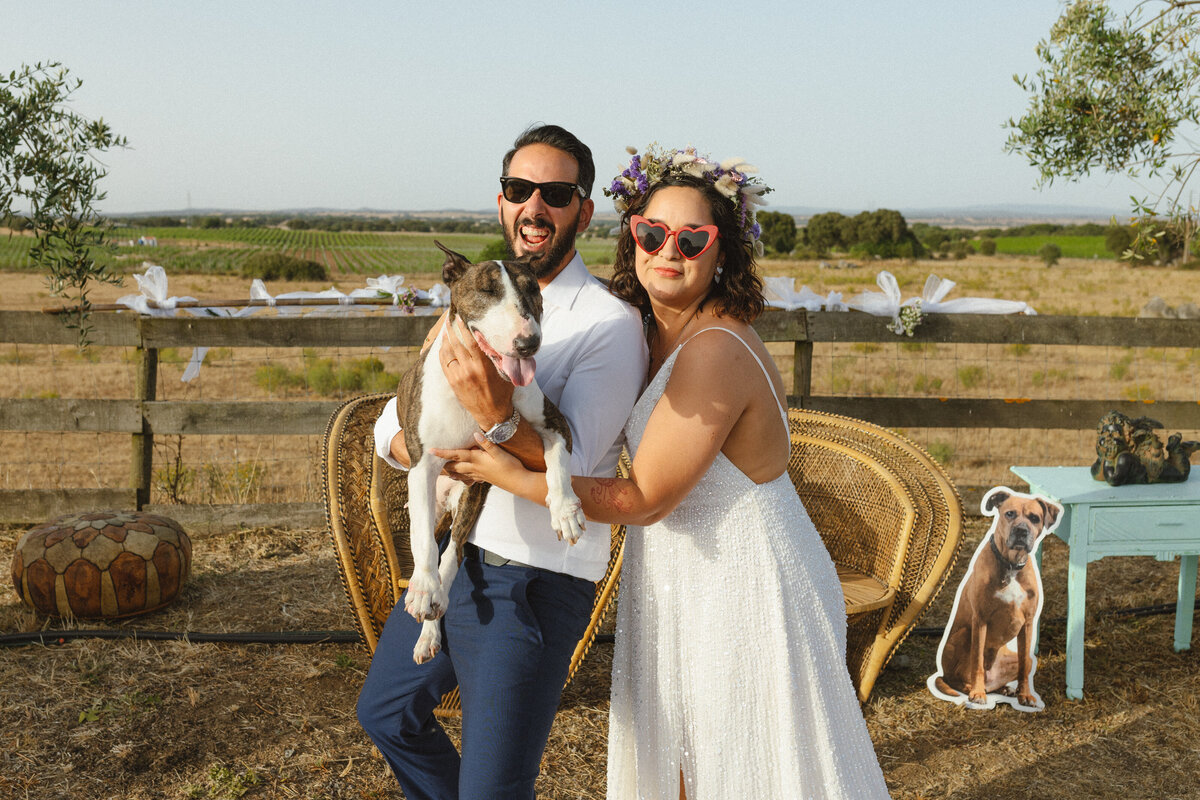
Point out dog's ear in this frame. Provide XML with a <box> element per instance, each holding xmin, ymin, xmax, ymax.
<box><xmin>984</xmin><ymin>489</ymin><xmax>1010</xmax><ymax>513</ymax></box>
<box><xmin>1037</xmin><ymin>498</ymin><xmax>1061</xmax><ymax>531</ymax></box>
<box><xmin>434</xmin><ymin>240</ymin><xmax>472</xmax><ymax>284</ymax></box>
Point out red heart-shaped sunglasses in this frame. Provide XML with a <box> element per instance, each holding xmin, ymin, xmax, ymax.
<box><xmin>630</xmin><ymin>214</ymin><xmax>720</xmax><ymax>260</ymax></box>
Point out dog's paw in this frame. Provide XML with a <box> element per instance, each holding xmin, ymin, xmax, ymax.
<box><xmin>1017</xmin><ymin>692</ymin><xmax>1042</xmax><ymax>709</ymax></box>
<box><xmin>404</xmin><ymin>571</ymin><xmax>447</xmax><ymax>622</ymax></box>
<box><xmin>547</xmin><ymin>490</ymin><xmax>586</xmax><ymax>545</ymax></box>
<box><xmin>413</xmin><ymin>624</ymin><xmax>442</xmax><ymax>664</ymax></box>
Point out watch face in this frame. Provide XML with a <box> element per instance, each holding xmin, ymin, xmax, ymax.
<box><xmin>485</xmin><ymin>410</ymin><xmax>520</xmax><ymax>444</ymax></box>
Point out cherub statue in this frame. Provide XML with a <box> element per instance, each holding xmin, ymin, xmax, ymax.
<box><xmin>1091</xmin><ymin>410</ymin><xmax>1200</xmax><ymax>485</ymax></box>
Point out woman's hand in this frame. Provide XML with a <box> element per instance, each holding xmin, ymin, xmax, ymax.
<box><xmin>432</xmin><ymin>432</ymin><xmax>531</xmax><ymax>492</ymax></box>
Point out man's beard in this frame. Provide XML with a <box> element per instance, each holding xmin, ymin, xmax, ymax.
<box><xmin>502</xmin><ymin>208</ymin><xmax>580</xmax><ymax>278</ymax></box>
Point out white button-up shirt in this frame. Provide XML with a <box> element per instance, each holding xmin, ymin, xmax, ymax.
<box><xmin>374</xmin><ymin>251</ymin><xmax>647</xmax><ymax>581</ymax></box>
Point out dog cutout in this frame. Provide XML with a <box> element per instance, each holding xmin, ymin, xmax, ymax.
<box><xmin>927</xmin><ymin>486</ymin><xmax>1063</xmax><ymax>711</ymax></box>
<box><xmin>396</xmin><ymin>242</ymin><xmax>585</xmax><ymax>664</ymax></box>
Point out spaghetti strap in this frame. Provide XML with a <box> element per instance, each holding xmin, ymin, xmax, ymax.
<box><xmin>679</xmin><ymin>327</ymin><xmax>789</xmax><ymax>428</ymax></box>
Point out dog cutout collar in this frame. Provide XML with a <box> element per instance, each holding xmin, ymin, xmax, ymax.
<box><xmin>988</xmin><ymin>535</ymin><xmax>1028</xmax><ymax>586</ymax></box>
<box><xmin>482</xmin><ymin>407</ymin><xmax>521</xmax><ymax>444</ymax></box>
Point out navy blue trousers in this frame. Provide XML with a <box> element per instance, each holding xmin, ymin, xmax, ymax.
<box><xmin>356</xmin><ymin>549</ymin><xmax>594</xmax><ymax>800</ymax></box>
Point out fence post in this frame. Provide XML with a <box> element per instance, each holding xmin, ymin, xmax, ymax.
<box><xmin>793</xmin><ymin>341</ymin><xmax>813</xmax><ymax>407</ymax></box>
<box><xmin>792</xmin><ymin>311</ymin><xmax>814</xmax><ymax>408</ymax></box>
<box><xmin>132</xmin><ymin>323</ymin><xmax>157</xmax><ymax>509</ymax></box>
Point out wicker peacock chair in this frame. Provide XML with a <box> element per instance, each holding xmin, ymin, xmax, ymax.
<box><xmin>322</xmin><ymin>392</ymin><xmax>625</xmax><ymax>717</ymax></box>
<box><xmin>787</xmin><ymin>408</ymin><xmax>964</xmax><ymax>701</ymax></box>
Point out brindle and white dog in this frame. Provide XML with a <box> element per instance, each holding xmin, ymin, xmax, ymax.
<box><xmin>397</xmin><ymin>242</ymin><xmax>584</xmax><ymax>664</ymax></box>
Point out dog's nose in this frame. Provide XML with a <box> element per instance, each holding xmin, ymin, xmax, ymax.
<box><xmin>513</xmin><ymin>333</ymin><xmax>540</xmax><ymax>358</ymax></box>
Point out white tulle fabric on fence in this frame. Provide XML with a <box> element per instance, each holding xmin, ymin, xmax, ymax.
<box><xmin>114</xmin><ymin>263</ymin><xmax>449</xmax><ymax>381</ymax></box>
<box><xmin>765</xmin><ymin>270</ymin><xmax>1036</xmax><ymax>336</ymax></box>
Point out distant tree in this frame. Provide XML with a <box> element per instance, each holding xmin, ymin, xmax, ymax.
<box><xmin>847</xmin><ymin>209</ymin><xmax>925</xmax><ymax>258</ymax></box>
<box><xmin>803</xmin><ymin>211</ymin><xmax>847</xmax><ymax>254</ymax></box>
<box><xmin>2</xmin><ymin>213</ymin><xmax>31</xmax><ymax>232</ymax></box>
<box><xmin>756</xmin><ymin>210</ymin><xmax>797</xmax><ymax>255</ymax></box>
<box><xmin>1007</xmin><ymin>1</ymin><xmax>1200</xmax><ymax>261</ymax></box>
<box><xmin>135</xmin><ymin>215</ymin><xmax>185</xmax><ymax>228</ymax></box>
<box><xmin>804</xmin><ymin>209</ymin><xmax>923</xmax><ymax>258</ymax></box>
<box><xmin>951</xmin><ymin>240</ymin><xmax>974</xmax><ymax>260</ymax></box>
<box><xmin>979</xmin><ymin>237</ymin><xmax>997</xmax><ymax>256</ymax></box>
<box><xmin>1104</xmin><ymin>224</ymin><xmax>1134</xmax><ymax>258</ymax></box>
<box><xmin>477</xmin><ymin>239</ymin><xmax>512</xmax><ymax>261</ymax></box>
<box><xmin>397</xmin><ymin>218</ymin><xmax>432</xmax><ymax>232</ymax></box>
<box><xmin>914</xmin><ymin>223</ymin><xmax>950</xmax><ymax>252</ymax></box>
<box><xmin>1</xmin><ymin>62</ymin><xmax>127</xmax><ymax>344</ymax></box>
<box><xmin>240</xmin><ymin>252</ymin><xmax>327</xmax><ymax>281</ymax></box>
<box><xmin>1038</xmin><ymin>242</ymin><xmax>1063</xmax><ymax>267</ymax></box>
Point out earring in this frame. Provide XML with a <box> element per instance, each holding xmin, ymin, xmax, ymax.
<box><xmin>714</xmin><ymin>265</ymin><xmax>724</xmax><ymax>283</ymax></box>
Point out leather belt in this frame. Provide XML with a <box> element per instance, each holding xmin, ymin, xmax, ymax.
<box><xmin>463</xmin><ymin>542</ymin><xmax>532</xmax><ymax>569</ymax></box>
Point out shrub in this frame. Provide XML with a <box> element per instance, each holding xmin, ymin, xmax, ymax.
<box><xmin>1122</xmin><ymin>383</ymin><xmax>1155</xmax><ymax>401</ymax></box>
<box><xmin>979</xmin><ymin>237</ymin><xmax>997</xmax><ymax>256</ymax></box>
<box><xmin>913</xmin><ymin>373</ymin><xmax>944</xmax><ymax>393</ymax></box>
<box><xmin>476</xmin><ymin>239</ymin><xmax>512</xmax><ymax>262</ymax></box>
<box><xmin>757</xmin><ymin>210</ymin><xmax>797</xmax><ymax>255</ymax></box>
<box><xmin>1109</xmin><ymin>353</ymin><xmax>1133</xmax><ymax>380</ymax></box>
<box><xmin>1038</xmin><ymin>242</ymin><xmax>1063</xmax><ymax>267</ymax></box>
<box><xmin>240</xmin><ymin>252</ymin><xmax>327</xmax><ymax>281</ymax></box>
<box><xmin>957</xmin><ymin>364</ymin><xmax>986</xmax><ymax>389</ymax></box>
<box><xmin>1105</xmin><ymin>225</ymin><xmax>1134</xmax><ymax>258</ymax></box>
<box><xmin>254</xmin><ymin>355</ymin><xmax>398</xmax><ymax>396</ymax></box>
<box><xmin>926</xmin><ymin>440</ymin><xmax>955</xmax><ymax>465</ymax></box>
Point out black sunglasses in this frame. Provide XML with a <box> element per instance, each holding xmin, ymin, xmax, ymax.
<box><xmin>500</xmin><ymin>177</ymin><xmax>585</xmax><ymax>208</ymax></box>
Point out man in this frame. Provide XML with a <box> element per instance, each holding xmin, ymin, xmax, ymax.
<box><xmin>356</xmin><ymin>124</ymin><xmax>647</xmax><ymax>799</ymax></box>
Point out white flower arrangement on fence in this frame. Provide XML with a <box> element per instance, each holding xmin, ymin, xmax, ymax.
<box><xmin>763</xmin><ymin>270</ymin><xmax>1037</xmax><ymax>337</ymax></box>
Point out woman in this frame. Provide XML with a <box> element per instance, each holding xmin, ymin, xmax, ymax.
<box><xmin>436</xmin><ymin>147</ymin><xmax>890</xmax><ymax>799</ymax></box>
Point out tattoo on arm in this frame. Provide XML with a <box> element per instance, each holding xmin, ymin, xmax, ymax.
<box><xmin>590</xmin><ymin>478</ymin><xmax>634</xmax><ymax>513</ymax></box>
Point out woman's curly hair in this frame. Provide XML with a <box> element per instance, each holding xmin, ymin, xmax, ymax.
<box><xmin>608</xmin><ymin>173</ymin><xmax>764</xmax><ymax>323</ymax></box>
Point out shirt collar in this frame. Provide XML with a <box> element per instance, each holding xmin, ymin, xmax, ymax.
<box><xmin>540</xmin><ymin>250</ymin><xmax>589</xmax><ymax>312</ymax></box>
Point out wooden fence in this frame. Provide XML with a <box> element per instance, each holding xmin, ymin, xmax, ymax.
<box><xmin>1</xmin><ymin>308</ymin><xmax>1198</xmax><ymax>530</ymax></box>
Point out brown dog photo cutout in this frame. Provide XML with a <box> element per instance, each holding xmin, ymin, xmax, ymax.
<box><xmin>927</xmin><ymin>486</ymin><xmax>1063</xmax><ymax>712</ymax></box>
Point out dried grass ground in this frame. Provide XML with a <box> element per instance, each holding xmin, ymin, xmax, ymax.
<box><xmin>2</xmin><ymin>256</ymin><xmax>1200</xmax><ymax>799</ymax></box>
<box><xmin>2</xmin><ymin>517</ymin><xmax>1199</xmax><ymax>800</ymax></box>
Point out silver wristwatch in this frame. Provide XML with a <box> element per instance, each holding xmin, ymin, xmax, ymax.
<box><xmin>482</xmin><ymin>407</ymin><xmax>521</xmax><ymax>444</ymax></box>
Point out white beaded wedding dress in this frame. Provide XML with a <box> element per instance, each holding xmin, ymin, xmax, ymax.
<box><xmin>607</xmin><ymin>328</ymin><xmax>890</xmax><ymax>799</ymax></box>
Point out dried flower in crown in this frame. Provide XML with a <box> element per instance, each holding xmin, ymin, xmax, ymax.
<box><xmin>603</xmin><ymin>144</ymin><xmax>773</xmax><ymax>257</ymax></box>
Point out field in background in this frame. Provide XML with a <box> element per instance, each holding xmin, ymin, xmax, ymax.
<box><xmin>991</xmin><ymin>233</ymin><xmax>1109</xmax><ymax>259</ymax></box>
<box><xmin>0</xmin><ymin>227</ymin><xmax>620</xmax><ymax>277</ymax></box>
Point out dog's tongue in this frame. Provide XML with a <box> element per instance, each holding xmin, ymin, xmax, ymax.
<box><xmin>502</xmin><ymin>354</ymin><xmax>536</xmax><ymax>387</ymax></box>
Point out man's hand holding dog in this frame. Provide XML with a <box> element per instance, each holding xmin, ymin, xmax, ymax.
<box><xmin>440</xmin><ymin>317</ymin><xmax>547</xmax><ymax>471</ymax></box>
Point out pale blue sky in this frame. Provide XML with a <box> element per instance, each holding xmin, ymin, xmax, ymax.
<box><xmin>2</xmin><ymin>1</ymin><xmax>1156</xmax><ymax>216</ymax></box>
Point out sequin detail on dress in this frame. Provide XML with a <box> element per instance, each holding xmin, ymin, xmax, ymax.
<box><xmin>607</xmin><ymin>327</ymin><xmax>890</xmax><ymax>799</ymax></box>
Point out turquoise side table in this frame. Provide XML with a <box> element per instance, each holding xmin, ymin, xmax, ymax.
<box><xmin>1009</xmin><ymin>466</ymin><xmax>1200</xmax><ymax>700</ymax></box>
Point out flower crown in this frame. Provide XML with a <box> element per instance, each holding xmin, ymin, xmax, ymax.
<box><xmin>603</xmin><ymin>144</ymin><xmax>773</xmax><ymax>256</ymax></box>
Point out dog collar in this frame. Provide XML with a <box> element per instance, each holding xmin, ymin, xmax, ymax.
<box><xmin>482</xmin><ymin>407</ymin><xmax>521</xmax><ymax>444</ymax></box>
<box><xmin>989</xmin><ymin>536</ymin><xmax>1028</xmax><ymax>585</ymax></box>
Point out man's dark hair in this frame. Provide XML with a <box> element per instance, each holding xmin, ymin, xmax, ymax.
<box><xmin>501</xmin><ymin>124</ymin><xmax>595</xmax><ymax>199</ymax></box>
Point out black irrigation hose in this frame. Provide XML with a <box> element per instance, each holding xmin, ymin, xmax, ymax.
<box><xmin>3</xmin><ymin>599</ymin><xmax>1196</xmax><ymax>648</ymax></box>
<box><xmin>0</xmin><ymin>629</ymin><xmax>362</xmax><ymax>647</ymax></box>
